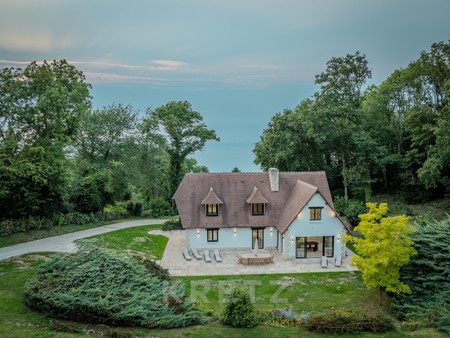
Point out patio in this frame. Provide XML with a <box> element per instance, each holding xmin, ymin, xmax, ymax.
<box><xmin>151</xmin><ymin>230</ymin><xmax>358</xmax><ymax>276</ymax></box>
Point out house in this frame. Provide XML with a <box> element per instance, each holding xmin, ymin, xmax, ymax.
<box><xmin>173</xmin><ymin>168</ymin><xmax>347</xmax><ymax>261</ymax></box>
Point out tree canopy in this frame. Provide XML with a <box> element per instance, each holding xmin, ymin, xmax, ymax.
<box><xmin>344</xmin><ymin>203</ymin><xmax>416</xmax><ymax>303</ymax></box>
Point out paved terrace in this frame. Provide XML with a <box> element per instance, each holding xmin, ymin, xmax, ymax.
<box><xmin>153</xmin><ymin>230</ymin><xmax>358</xmax><ymax>276</ymax></box>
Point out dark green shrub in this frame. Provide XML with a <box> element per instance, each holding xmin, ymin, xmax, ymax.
<box><xmin>125</xmin><ymin>202</ymin><xmax>143</xmax><ymax>217</ymax></box>
<box><xmin>303</xmin><ymin>308</ymin><xmax>395</xmax><ymax>334</ymax></box>
<box><xmin>220</xmin><ymin>286</ymin><xmax>258</xmax><ymax>328</ymax></box>
<box><xmin>162</xmin><ymin>218</ymin><xmax>183</xmax><ymax>231</ymax></box>
<box><xmin>24</xmin><ymin>241</ymin><xmax>204</xmax><ymax>328</ymax></box>
<box><xmin>149</xmin><ymin>198</ymin><xmax>171</xmax><ymax>218</ymax></box>
<box><xmin>334</xmin><ymin>197</ymin><xmax>367</xmax><ymax>227</ymax></box>
<box><xmin>391</xmin><ymin>218</ymin><xmax>450</xmax><ymax>334</ymax></box>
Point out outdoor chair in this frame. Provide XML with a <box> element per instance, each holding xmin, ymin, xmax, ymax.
<box><xmin>183</xmin><ymin>248</ymin><xmax>192</xmax><ymax>261</ymax></box>
<box><xmin>204</xmin><ymin>250</ymin><xmax>212</xmax><ymax>262</ymax></box>
<box><xmin>335</xmin><ymin>256</ymin><xmax>342</xmax><ymax>267</ymax></box>
<box><xmin>321</xmin><ymin>256</ymin><xmax>328</xmax><ymax>268</ymax></box>
<box><xmin>192</xmin><ymin>248</ymin><xmax>202</xmax><ymax>260</ymax></box>
<box><xmin>214</xmin><ymin>249</ymin><xmax>222</xmax><ymax>262</ymax></box>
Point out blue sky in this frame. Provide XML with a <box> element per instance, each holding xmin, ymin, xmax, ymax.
<box><xmin>1</xmin><ymin>0</ymin><xmax>449</xmax><ymax>172</ymax></box>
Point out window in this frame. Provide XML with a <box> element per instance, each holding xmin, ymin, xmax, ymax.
<box><xmin>251</xmin><ymin>203</ymin><xmax>265</xmax><ymax>215</ymax></box>
<box><xmin>323</xmin><ymin>236</ymin><xmax>334</xmax><ymax>257</ymax></box>
<box><xmin>309</xmin><ymin>207</ymin><xmax>322</xmax><ymax>220</ymax></box>
<box><xmin>206</xmin><ymin>204</ymin><xmax>218</xmax><ymax>216</ymax></box>
<box><xmin>207</xmin><ymin>229</ymin><xmax>218</xmax><ymax>242</ymax></box>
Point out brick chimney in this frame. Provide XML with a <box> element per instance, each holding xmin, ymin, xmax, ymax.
<box><xmin>268</xmin><ymin>168</ymin><xmax>279</xmax><ymax>191</ymax></box>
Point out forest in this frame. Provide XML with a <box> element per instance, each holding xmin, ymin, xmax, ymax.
<box><xmin>254</xmin><ymin>41</ymin><xmax>450</xmax><ymax>205</ymax></box>
<box><xmin>0</xmin><ymin>41</ymin><xmax>449</xmax><ymax>230</ymax></box>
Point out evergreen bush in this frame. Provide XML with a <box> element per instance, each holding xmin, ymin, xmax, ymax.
<box><xmin>391</xmin><ymin>217</ymin><xmax>450</xmax><ymax>334</ymax></box>
<box><xmin>24</xmin><ymin>241</ymin><xmax>204</xmax><ymax>328</ymax></box>
<box><xmin>162</xmin><ymin>218</ymin><xmax>183</xmax><ymax>231</ymax></box>
<box><xmin>303</xmin><ymin>308</ymin><xmax>395</xmax><ymax>334</ymax></box>
<box><xmin>220</xmin><ymin>286</ymin><xmax>258</xmax><ymax>328</ymax></box>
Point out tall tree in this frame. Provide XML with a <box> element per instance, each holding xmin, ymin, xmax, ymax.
<box><xmin>0</xmin><ymin>60</ymin><xmax>91</xmax><ymax>218</ymax></box>
<box><xmin>309</xmin><ymin>51</ymin><xmax>374</xmax><ymax>200</ymax></box>
<box><xmin>345</xmin><ymin>203</ymin><xmax>416</xmax><ymax>304</ymax></box>
<box><xmin>143</xmin><ymin>101</ymin><xmax>219</xmax><ymax>199</ymax></box>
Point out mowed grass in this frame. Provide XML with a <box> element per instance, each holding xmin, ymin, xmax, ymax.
<box><xmin>0</xmin><ymin>224</ymin><xmax>447</xmax><ymax>338</ymax></box>
<box><xmin>181</xmin><ymin>272</ymin><xmax>377</xmax><ymax>314</ymax></box>
<box><xmin>0</xmin><ymin>221</ymin><xmax>115</xmax><ymax>248</ymax></box>
<box><xmin>1</xmin><ymin>255</ymin><xmax>447</xmax><ymax>338</ymax></box>
<box><xmin>76</xmin><ymin>224</ymin><xmax>167</xmax><ymax>260</ymax></box>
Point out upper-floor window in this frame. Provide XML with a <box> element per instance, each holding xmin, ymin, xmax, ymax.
<box><xmin>309</xmin><ymin>207</ymin><xmax>322</xmax><ymax>221</ymax></box>
<box><xmin>251</xmin><ymin>203</ymin><xmax>265</xmax><ymax>216</ymax></box>
<box><xmin>206</xmin><ymin>204</ymin><xmax>219</xmax><ymax>216</ymax></box>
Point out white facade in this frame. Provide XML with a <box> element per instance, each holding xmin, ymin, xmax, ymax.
<box><xmin>187</xmin><ymin>192</ymin><xmax>345</xmax><ymax>260</ymax></box>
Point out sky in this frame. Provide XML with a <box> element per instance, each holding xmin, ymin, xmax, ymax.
<box><xmin>1</xmin><ymin>0</ymin><xmax>449</xmax><ymax>172</ymax></box>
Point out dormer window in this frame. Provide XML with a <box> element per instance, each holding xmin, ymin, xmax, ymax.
<box><xmin>206</xmin><ymin>204</ymin><xmax>219</xmax><ymax>216</ymax></box>
<box><xmin>251</xmin><ymin>203</ymin><xmax>265</xmax><ymax>216</ymax></box>
<box><xmin>201</xmin><ymin>187</ymin><xmax>223</xmax><ymax>217</ymax></box>
<box><xmin>247</xmin><ymin>186</ymin><xmax>269</xmax><ymax>217</ymax></box>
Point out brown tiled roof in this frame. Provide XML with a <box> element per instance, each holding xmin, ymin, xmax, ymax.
<box><xmin>246</xmin><ymin>187</ymin><xmax>269</xmax><ymax>204</ymax></box>
<box><xmin>173</xmin><ymin>171</ymin><xmax>336</xmax><ymax>233</ymax></box>
<box><xmin>201</xmin><ymin>187</ymin><xmax>223</xmax><ymax>205</ymax></box>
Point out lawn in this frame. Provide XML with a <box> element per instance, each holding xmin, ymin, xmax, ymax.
<box><xmin>0</xmin><ymin>254</ymin><xmax>447</xmax><ymax>338</ymax></box>
<box><xmin>0</xmin><ymin>224</ymin><xmax>447</xmax><ymax>337</ymax></box>
<box><xmin>75</xmin><ymin>224</ymin><xmax>167</xmax><ymax>260</ymax></box>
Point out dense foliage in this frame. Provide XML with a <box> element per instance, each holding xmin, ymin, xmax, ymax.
<box><xmin>0</xmin><ymin>60</ymin><xmax>217</xmax><ymax>232</ymax></box>
<box><xmin>220</xmin><ymin>286</ymin><xmax>259</xmax><ymax>328</ymax></box>
<box><xmin>303</xmin><ymin>308</ymin><xmax>395</xmax><ymax>334</ymax></box>
<box><xmin>345</xmin><ymin>203</ymin><xmax>416</xmax><ymax>302</ymax></box>
<box><xmin>24</xmin><ymin>241</ymin><xmax>203</xmax><ymax>328</ymax></box>
<box><xmin>391</xmin><ymin>218</ymin><xmax>450</xmax><ymax>334</ymax></box>
<box><xmin>254</xmin><ymin>41</ymin><xmax>450</xmax><ymax>203</ymax></box>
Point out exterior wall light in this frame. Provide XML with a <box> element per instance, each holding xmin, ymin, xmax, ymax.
<box><xmin>233</xmin><ymin>228</ymin><xmax>237</xmax><ymax>235</ymax></box>
<box><xmin>269</xmin><ymin>227</ymin><xmax>273</xmax><ymax>234</ymax></box>
<box><xmin>196</xmin><ymin>229</ymin><xmax>200</xmax><ymax>236</ymax></box>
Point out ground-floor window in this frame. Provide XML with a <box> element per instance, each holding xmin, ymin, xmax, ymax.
<box><xmin>207</xmin><ymin>229</ymin><xmax>219</xmax><ymax>242</ymax></box>
<box><xmin>295</xmin><ymin>236</ymin><xmax>334</xmax><ymax>258</ymax></box>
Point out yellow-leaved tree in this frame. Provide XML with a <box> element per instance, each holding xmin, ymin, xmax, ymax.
<box><xmin>344</xmin><ymin>202</ymin><xmax>416</xmax><ymax>304</ymax></box>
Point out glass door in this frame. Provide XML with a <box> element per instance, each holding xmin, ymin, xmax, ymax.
<box><xmin>323</xmin><ymin>236</ymin><xmax>334</xmax><ymax>257</ymax></box>
<box><xmin>251</xmin><ymin>228</ymin><xmax>264</xmax><ymax>249</ymax></box>
<box><xmin>296</xmin><ymin>237</ymin><xmax>307</xmax><ymax>258</ymax></box>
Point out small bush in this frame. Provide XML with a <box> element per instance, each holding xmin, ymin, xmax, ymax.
<box><xmin>220</xmin><ymin>286</ymin><xmax>258</xmax><ymax>328</ymax></box>
<box><xmin>303</xmin><ymin>308</ymin><xmax>395</xmax><ymax>334</ymax></box>
<box><xmin>162</xmin><ymin>218</ymin><xmax>183</xmax><ymax>231</ymax></box>
<box><xmin>126</xmin><ymin>202</ymin><xmax>143</xmax><ymax>217</ymax></box>
<box><xmin>267</xmin><ymin>307</ymin><xmax>301</xmax><ymax>327</ymax></box>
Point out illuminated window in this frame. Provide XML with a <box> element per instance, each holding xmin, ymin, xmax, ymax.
<box><xmin>251</xmin><ymin>203</ymin><xmax>265</xmax><ymax>215</ymax></box>
<box><xmin>206</xmin><ymin>204</ymin><xmax>218</xmax><ymax>216</ymax></box>
<box><xmin>309</xmin><ymin>207</ymin><xmax>322</xmax><ymax>220</ymax></box>
<box><xmin>207</xmin><ymin>229</ymin><xmax>219</xmax><ymax>242</ymax></box>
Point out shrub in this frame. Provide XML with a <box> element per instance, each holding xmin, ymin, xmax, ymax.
<box><xmin>391</xmin><ymin>217</ymin><xmax>450</xmax><ymax>334</ymax></box>
<box><xmin>126</xmin><ymin>202</ymin><xmax>143</xmax><ymax>217</ymax></box>
<box><xmin>303</xmin><ymin>308</ymin><xmax>395</xmax><ymax>334</ymax></box>
<box><xmin>267</xmin><ymin>306</ymin><xmax>301</xmax><ymax>327</ymax></box>
<box><xmin>220</xmin><ymin>286</ymin><xmax>258</xmax><ymax>328</ymax></box>
<box><xmin>149</xmin><ymin>198</ymin><xmax>171</xmax><ymax>218</ymax></box>
<box><xmin>334</xmin><ymin>197</ymin><xmax>366</xmax><ymax>227</ymax></box>
<box><xmin>24</xmin><ymin>241</ymin><xmax>204</xmax><ymax>328</ymax></box>
<box><xmin>132</xmin><ymin>255</ymin><xmax>171</xmax><ymax>281</ymax></box>
<box><xmin>162</xmin><ymin>218</ymin><xmax>183</xmax><ymax>231</ymax></box>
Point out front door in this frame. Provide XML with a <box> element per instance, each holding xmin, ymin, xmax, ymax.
<box><xmin>251</xmin><ymin>228</ymin><xmax>264</xmax><ymax>249</ymax></box>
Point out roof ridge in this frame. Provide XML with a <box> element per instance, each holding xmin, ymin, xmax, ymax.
<box><xmin>185</xmin><ymin>170</ymin><xmax>325</xmax><ymax>176</ymax></box>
